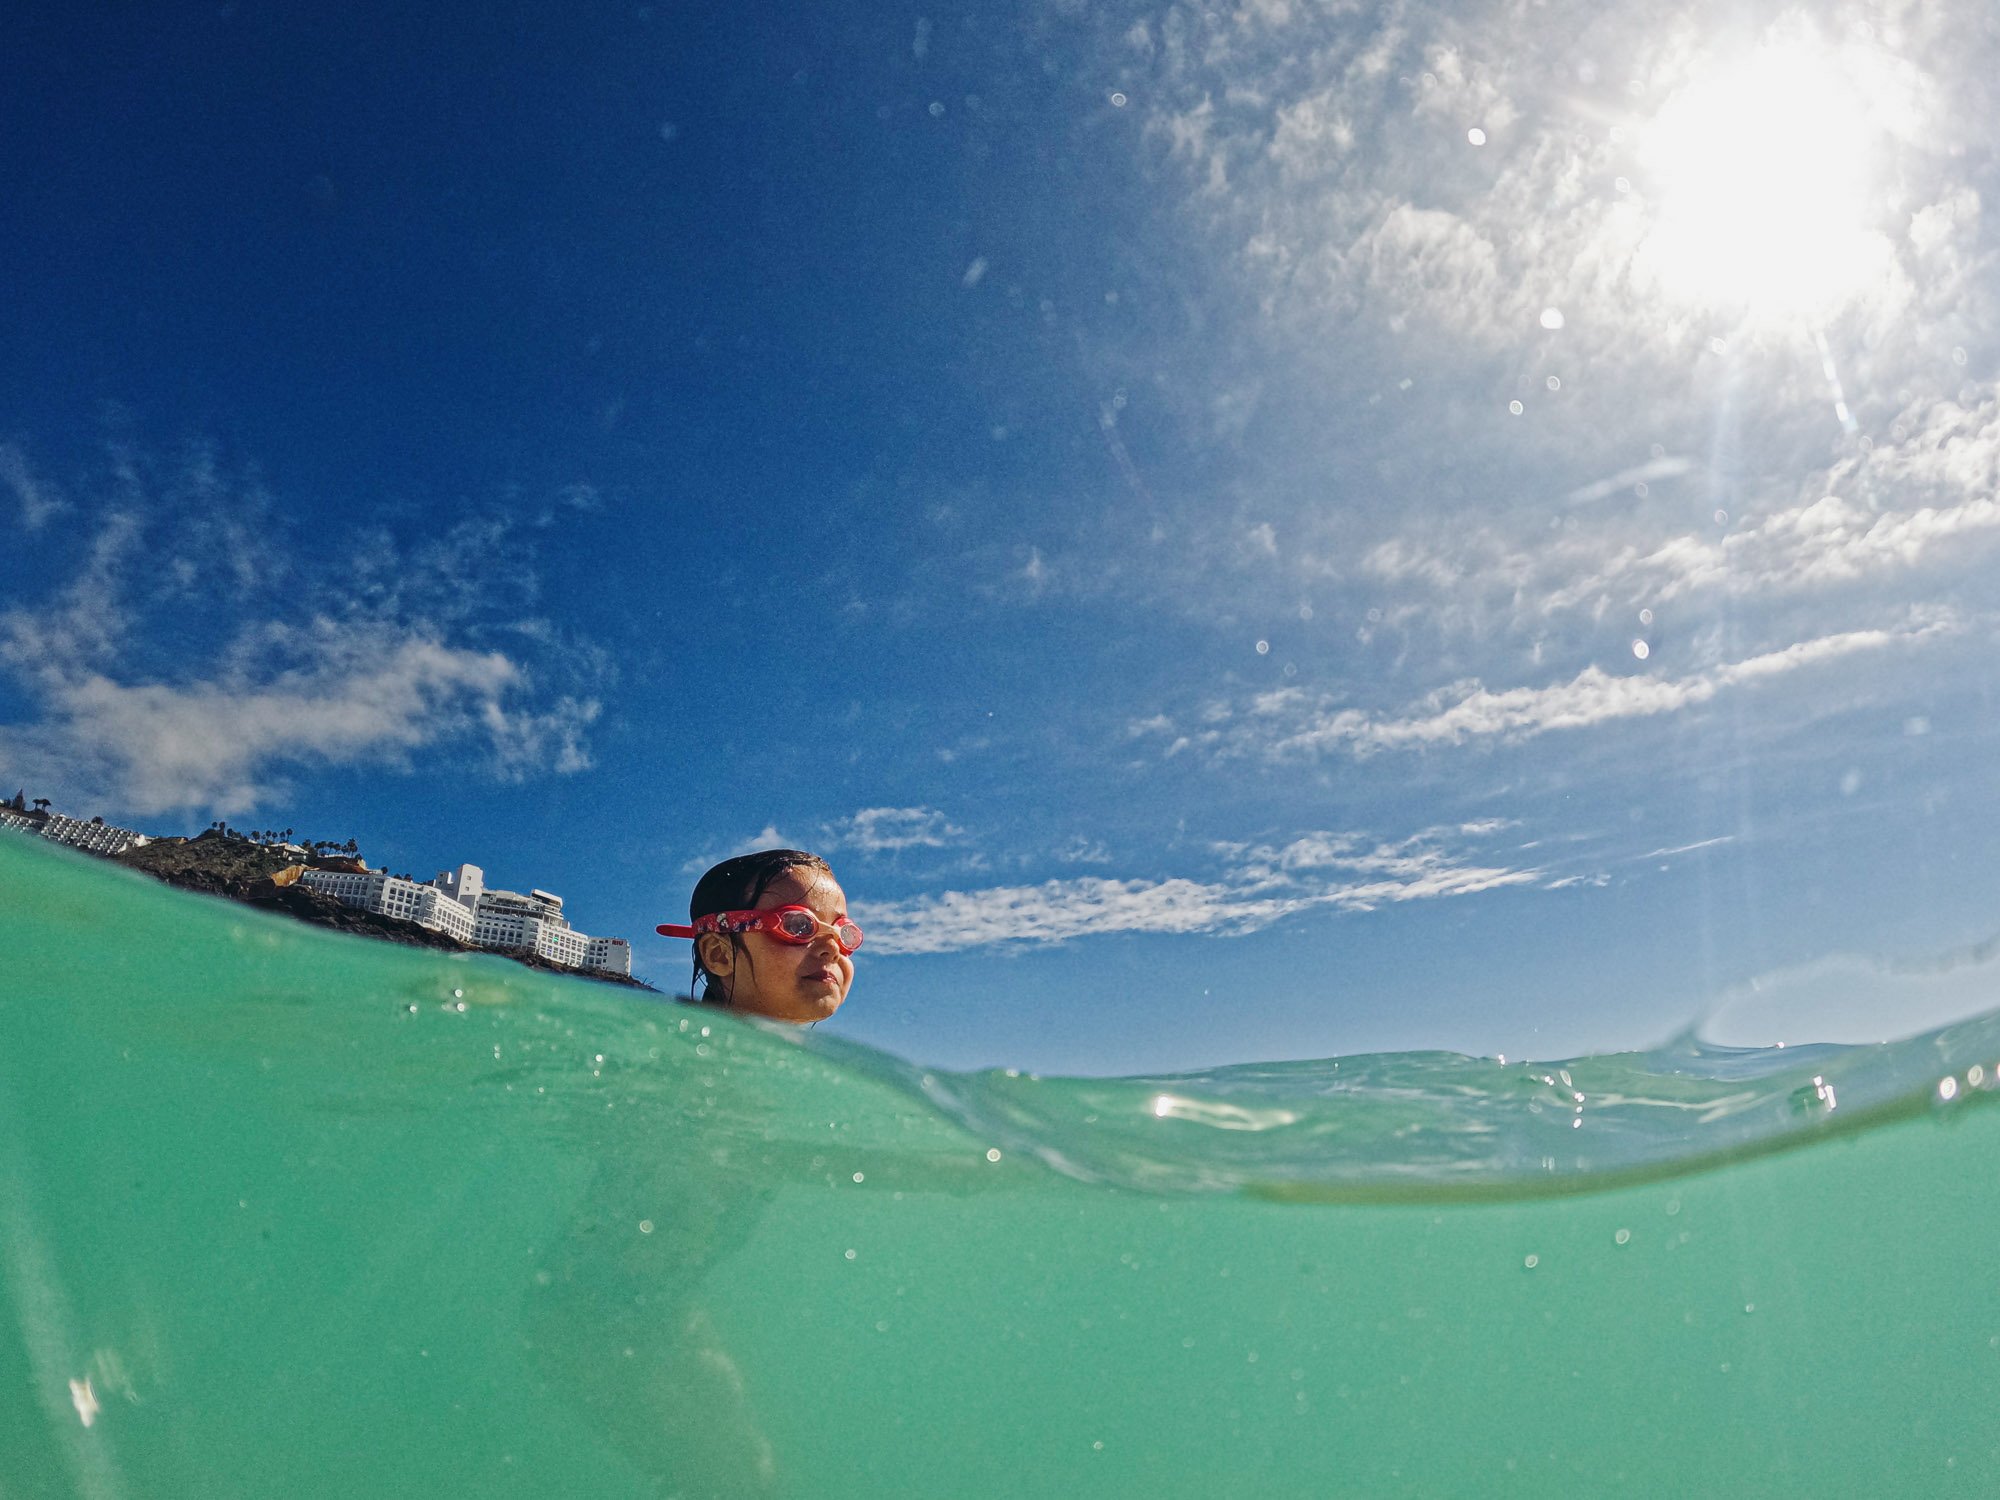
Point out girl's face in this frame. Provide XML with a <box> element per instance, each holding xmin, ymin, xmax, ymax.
<box><xmin>699</xmin><ymin>868</ymin><xmax>855</xmax><ymax>1023</ymax></box>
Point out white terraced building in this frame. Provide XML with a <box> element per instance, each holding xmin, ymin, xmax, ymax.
<box><xmin>0</xmin><ymin>809</ymin><xmax>148</xmax><ymax>856</ymax></box>
<box><xmin>300</xmin><ymin>861</ymin><xmax>631</xmax><ymax>977</ymax></box>
<box><xmin>297</xmin><ymin>868</ymin><xmax>478</xmax><ymax>945</ymax></box>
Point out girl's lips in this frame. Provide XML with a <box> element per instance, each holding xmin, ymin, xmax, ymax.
<box><xmin>803</xmin><ymin>968</ymin><xmax>841</xmax><ymax>987</ymax></box>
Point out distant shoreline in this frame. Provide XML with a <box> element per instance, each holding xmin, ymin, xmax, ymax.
<box><xmin>5</xmin><ymin>821</ymin><xmax>659</xmax><ymax>993</ymax></box>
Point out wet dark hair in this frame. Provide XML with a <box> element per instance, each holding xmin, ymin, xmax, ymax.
<box><xmin>687</xmin><ymin>848</ymin><xmax>834</xmax><ymax>1006</ymax></box>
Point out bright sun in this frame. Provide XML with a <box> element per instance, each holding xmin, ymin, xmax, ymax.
<box><xmin>1639</xmin><ymin>42</ymin><xmax>1886</xmax><ymax>319</ymax></box>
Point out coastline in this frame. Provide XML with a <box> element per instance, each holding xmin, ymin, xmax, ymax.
<box><xmin>95</xmin><ymin>828</ymin><xmax>659</xmax><ymax>992</ymax></box>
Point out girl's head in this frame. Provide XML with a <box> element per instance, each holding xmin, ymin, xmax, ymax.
<box><xmin>682</xmin><ymin>849</ymin><xmax>856</xmax><ymax>1023</ymax></box>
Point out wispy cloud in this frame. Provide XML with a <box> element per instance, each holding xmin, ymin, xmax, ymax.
<box><xmin>857</xmin><ymin>825</ymin><xmax>1539</xmax><ymax>955</ymax></box>
<box><xmin>1637</xmin><ymin>835</ymin><xmax>1735</xmax><ymax>860</ymax></box>
<box><xmin>0</xmin><ymin>444</ymin><xmax>69</xmax><ymax>530</ymax></box>
<box><xmin>823</xmin><ymin>806</ymin><xmax>966</xmax><ymax>854</ymax></box>
<box><xmin>1564</xmin><ymin>455</ymin><xmax>1697</xmax><ymax>507</ymax></box>
<box><xmin>0</xmin><ymin>441</ymin><xmax>605</xmax><ymax>816</ymax></box>
<box><xmin>1134</xmin><ymin>616</ymin><xmax>1952</xmax><ymax>761</ymax></box>
<box><xmin>675</xmin><ymin>825</ymin><xmax>799</xmax><ymax>875</ymax></box>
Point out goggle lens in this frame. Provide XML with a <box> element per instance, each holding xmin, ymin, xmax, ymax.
<box><xmin>756</xmin><ymin>906</ymin><xmax>862</xmax><ymax>953</ymax></box>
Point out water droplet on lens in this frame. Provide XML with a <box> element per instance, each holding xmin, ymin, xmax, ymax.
<box><xmin>1468</xmin><ymin>126</ymin><xmax>1487</xmax><ymax>145</ymax></box>
<box><xmin>844</xmin><ymin>1248</ymin><xmax>857</xmax><ymax>1260</ymax></box>
<box><xmin>1938</xmin><ymin>1076</ymin><xmax>1960</xmax><ymax>1102</ymax></box>
<box><xmin>1523</xmin><ymin>1253</ymin><xmax>1539</xmax><ymax>1269</ymax></box>
<box><xmin>1614</xmin><ymin>1228</ymin><xmax>1631</xmax><ymax>1245</ymax></box>
<box><xmin>1255</xmin><ymin>639</ymin><xmax>1270</xmax><ymax>655</ymax></box>
<box><xmin>1508</xmin><ymin>400</ymin><xmax>1524</xmax><ymax>415</ymax></box>
<box><xmin>986</xmin><ymin>1147</ymin><xmax>1003</xmax><ymax>1162</ymax></box>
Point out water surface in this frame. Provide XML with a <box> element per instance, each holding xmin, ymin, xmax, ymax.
<box><xmin>4</xmin><ymin>834</ymin><xmax>1997</xmax><ymax>1497</ymax></box>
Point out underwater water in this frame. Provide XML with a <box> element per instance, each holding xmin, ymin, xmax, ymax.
<box><xmin>5</xmin><ymin>833</ymin><xmax>2000</xmax><ymax>1499</ymax></box>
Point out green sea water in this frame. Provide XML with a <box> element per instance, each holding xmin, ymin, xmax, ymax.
<box><xmin>5</xmin><ymin>832</ymin><xmax>2000</xmax><ymax>1498</ymax></box>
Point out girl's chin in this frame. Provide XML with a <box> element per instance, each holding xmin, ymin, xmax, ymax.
<box><xmin>801</xmin><ymin>989</ymin><xmax>845</xmax><ymax>1015</ymax></box>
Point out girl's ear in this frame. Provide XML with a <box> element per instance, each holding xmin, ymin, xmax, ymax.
<box><xmin>696</xmin><ymin>932</ymin><xmax>736</xmax><ymax>982</ymax></box>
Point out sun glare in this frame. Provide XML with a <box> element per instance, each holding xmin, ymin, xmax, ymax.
<box><xmin>1639</xmin><ymin>42</ymin><xmax>1886</xmax><ymax>319</ymax></box>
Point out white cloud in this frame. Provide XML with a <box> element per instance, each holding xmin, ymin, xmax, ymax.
<box><xmin>0</xmin><ymin>445</ymin><xmax>605</xmax><ymax>816</ymax></box>
<box><xmin>857</xmin><ymin>824</ymin><xmax>1540</xmax><ymax>954</ymax></box>
<box><xmin>13</xmin><ymin>633</ymin><xmax>541</xmax><ymax>815</ymax></box>
<box><xmin>1329</xmin><ymin>388</ymin><xmax>2000</xmax><ymax>658</ymax></box>
<box><xmin>1564</xmin><ymin>455</ymin><xmax>1696</xmax><ymax>506</ymax></box>
<box><xmin>676</xmin><ymin>825</ymin><xmax>801</xmax><ymax>876</ymax></box>
<box><xmin>1054</xmin><ymin>834</ymin><xmax>1113</xmax><ymax>864</ymax></box>
<box><xmin>0</xmin><ymin>445</ymin><xmax>69</xmax><ymax>530</ymax></box>
<box><xmin>1186</xmin><ymin>617</ymin><xmax>1953</xmax><ymax>760</ymax></box>
<box><xmin>1637</xmin><ymin>835</ymin><xmax>1735</xmax><ymax>860</ymax></box>
<box><xmin>824</xmin><ymin>806</ymin><xmax>965</xmax><ymax>854</ymax></box>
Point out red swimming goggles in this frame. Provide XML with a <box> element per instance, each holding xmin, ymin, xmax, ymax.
<box><xmin>657</xmin><ymin>906</ymin><xmax>864</xmax><ymax>954</ymax></box>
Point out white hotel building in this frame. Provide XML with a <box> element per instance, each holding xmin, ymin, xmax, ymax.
<box><xmin>301</xmin><ymin>861</ymin><xmax>632</xmax><ymax>977</ymax></box>
<box><xmin>0</xmin><ymin>809</ymin><xmax>148</xmax><ymax>856</ymax></box>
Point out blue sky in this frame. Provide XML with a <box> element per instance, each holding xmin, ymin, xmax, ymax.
<box><xmin>8</xmin><ymin>0</ymin><xmax>2000</xmax><ymax>1075</ymax></box>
